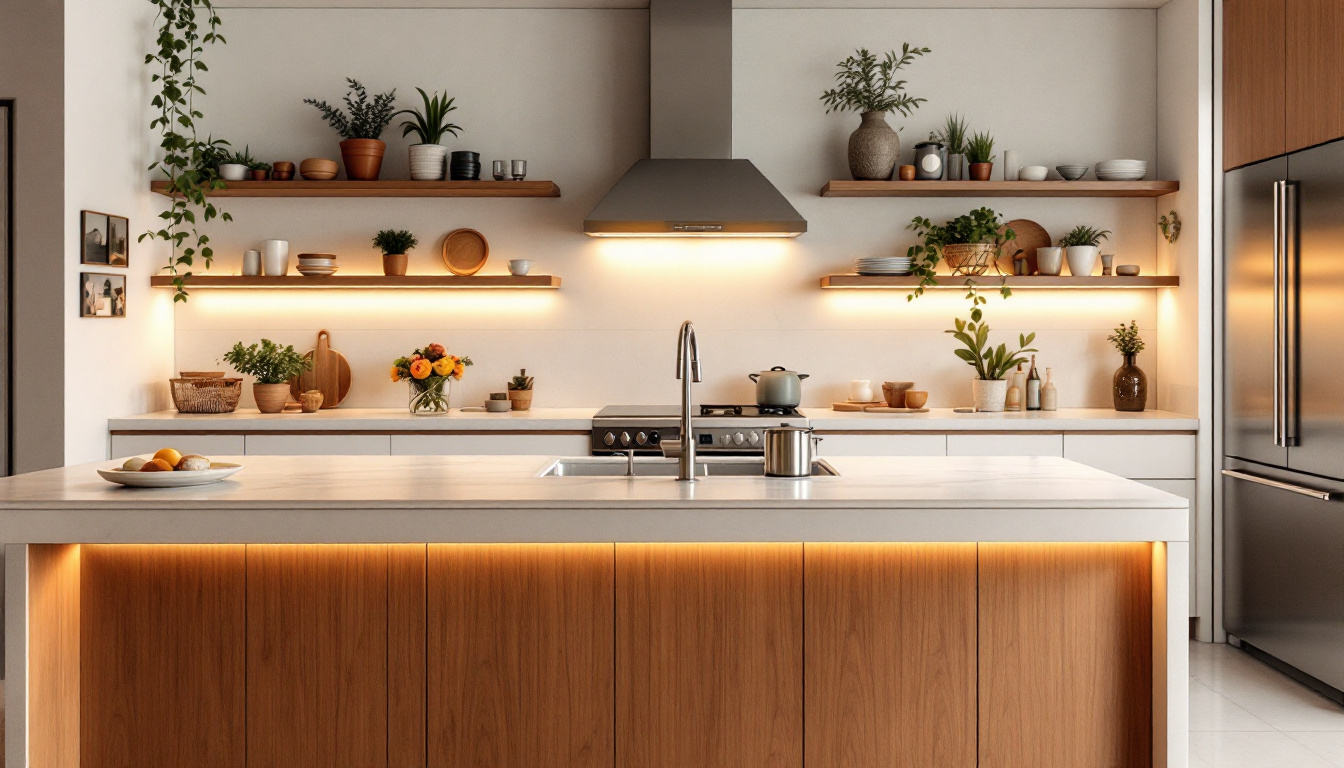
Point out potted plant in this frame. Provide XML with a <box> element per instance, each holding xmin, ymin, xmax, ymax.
<box><xmin>393</xmin><ymin>88</ymin><xmax>462</xmax><ymax>181</ymax></box>
<box><xmin>304</xmin><ymin>78</ymin><xmax>397</xmax><ymax>181</ymax></box>
<box><xmin>218</xmin><ymin>145</ymin><xmax>255</xmax><ymax>182</ymax></box>
<box><xmin>820</xmin><ymin>44</ymin><xmax>930</xmax><ymax>181</ymax></box>
<box><xmin>373</xmin><ymin>229</ymin><xmax>417</xmax><ymax>276</ymax></box>
<box><xmin>222</xmin><ymin>339</ymin><xmax>312</xmax><ymax>414</ymax></box>
<box><xmin>946</xmin><ymin>292</ymin><xmax>1037</xmax><ymax>412</ymax></box>
<box><xmin>965</xmin><ymin>131</ymin><xmax>995</xmax><ymax>181</ymax></box>
<box><xmin>247</xmin><ymin>160</ymin><xmax>271</xmax><ymax>181</ymax></box>
<box><xmin>907</xmin><ymin>207</ymin><xmax>1015</xmax><ymax>297</ymax></box>
<box><xmin>507</xmin><ymin>368</ymin><xmax>534</xmax><ymax>411</ymax></box>
<box><xmin>391</xmin><ymin>343</ymin><xmax>473</xmax><ymax>415</ymax></box>
<box><xmin>1108</xmin><ymin>320</ymin><xmax>1147</xmax><ymax>411</ymax></box>
<box><xmin>1057</xmin><ymin>224</ymin><xmax>1112</xmax><ymax>277</ymax></box>
<box><xmin>193</xmin><ymin>136</ymin><xmax>232</xmax><ymax>182</ymax></box>
<box><xmin>931</xmin><ymin>113</ymin><xmax>969</xmax><ymax>181</ymax></box>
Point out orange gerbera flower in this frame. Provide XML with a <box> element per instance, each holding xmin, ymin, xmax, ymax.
<box><xmin>410</xmin><ymin>359</ymin><xmax>432</xmax><ymax>379</ymax></box>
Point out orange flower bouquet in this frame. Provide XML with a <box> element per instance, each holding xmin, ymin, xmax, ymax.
<box><xmin>391</xmin><ymin>343</ymin><xmax>473</xmax><ymax>415</ymax></box>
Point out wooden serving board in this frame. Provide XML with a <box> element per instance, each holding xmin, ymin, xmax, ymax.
<box><xmin>862</xmin><ymin>407</ymin><xmax>931</xmax><ymax>414</ymax></box>
<box><xmin>289</xmin><ymin>329</ymin><xmax>352</xmax><ymax>408</ymax></box>
<box><xmin>999</xmin><ymin>219</ymin><xmax>1051</xmax><ymax>276</ymax></box>
<box><xmin>832</xmin><ymin>401</ymin><xmax>887</xmax><ymax>411</ymax></box>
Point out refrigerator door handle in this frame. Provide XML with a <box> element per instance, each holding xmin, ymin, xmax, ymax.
<box><xmin>1273</xmin><ymin>180</ymin><xmax>1286</xmax><ymax>447</ymax></box>
<box><xmin>1282</xmin><ymin>180</ymin><xmax>1300</xmax><ymax>447</ymax></box>
<box><xmin>1223</xmin><ymin>468</ymin><xmax>1341</xmax><ymax>501</ymax></box>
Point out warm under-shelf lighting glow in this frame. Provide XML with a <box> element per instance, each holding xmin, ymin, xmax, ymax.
<box><xmin>180</xmin><ymin>288</ymin><xmax>560</xmax><ymax>319</ymax></box>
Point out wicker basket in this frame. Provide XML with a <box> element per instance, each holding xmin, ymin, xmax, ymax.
<box><xmin>941</xmin><ymin>243</ymin><xmax>999</xmax><ymax>276</ymax></box>
<box><xmin>170</xmin><ymin>377</ymin><xmax>243</xmax><ymax>414</ymax></box>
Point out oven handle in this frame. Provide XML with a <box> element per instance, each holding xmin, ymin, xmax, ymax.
<box><xmin>1222</xmin><ymin>469</ymin><xmax>1341</xmax><ymax>501</ymax></box>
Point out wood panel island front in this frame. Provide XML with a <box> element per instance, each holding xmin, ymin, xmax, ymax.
<box><xmin>0</xmin><ymin>455</ymin><xmax>1189</xmax><ymax>768</ymax></box>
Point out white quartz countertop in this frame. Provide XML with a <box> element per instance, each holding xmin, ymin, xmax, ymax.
<box><xmin>0</xmin><ymin>455</ymin><xmax>1187</xmax><ymax>544</ymax></box>
<box><xmin>110</xmin><ymin>407</ymin><xmax>1196</xmax><ymax>433</ymax></box>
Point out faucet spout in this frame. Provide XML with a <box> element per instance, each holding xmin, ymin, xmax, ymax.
<box><xmin>665</xmin><ymin>320</ymin><xmax>701</xmax><ymax>481</ymax></box>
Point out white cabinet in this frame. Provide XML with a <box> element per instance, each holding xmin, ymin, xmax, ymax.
<box><xmin>946</xmin><ymin>433</ymin><xmax>1063</xmax><ymax>457</ymax></box>
<box><xmin>390</xmin><ymin>434</ymin><xmax>590</xmax><ymax>456</ymax></box>
<box><xmin>815</xmin><ymin>434</ymin><xmax>946</xmax><ymax>457</ymax></box>
<box><xmin>244</xmin><ymin>434</ymin><xmax>391</xmax><ymax>455</ymax></box>
<box><xmin>1063</xmin><ymin>434</ymin><xmax>1197</xmax><ymax>479</ymax></box>
<box><xmin>111</xmin><ymin>434</ymin><xmax>246</xmax><ymax>459</ymax></box>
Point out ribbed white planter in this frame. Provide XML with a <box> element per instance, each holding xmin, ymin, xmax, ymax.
<box><xmin>972</xmin><ymin>379</ymin><xmax>1008</xmax><ymax>412</ymax></box>
<box><xmin>408</xmin><ymin>144</ymin><xmax>447</xmax><ymax>181</ymax></box>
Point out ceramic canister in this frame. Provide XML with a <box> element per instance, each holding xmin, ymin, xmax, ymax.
<box><xmin>262</xmin><ymin>240</ymin><xmax>289</xmax><ymax>276</ymax></box>
<box><xmin>914</xmin><ymin>141</ymin><xmax>944</xmax><ymax>180</ymax></box>
<box><xmin>242</xmin><ymin>249</ymin><xmax>261</xmax><ymax>276</ymax></box>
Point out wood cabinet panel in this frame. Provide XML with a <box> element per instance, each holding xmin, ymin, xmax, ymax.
<box><xmin>616</xmin><ymin>544</ymin><xmax>803</xmax><ymax>768</ymax></box>
<box><xmin>389</xmin><ymin>545</ymin><xmax>428</xmax><ymax>768</ymax></box>
<box><xmin>81</xmin><ymin>545</ymin><xmax>246</xmax><ymax>768</ymax></box>
<box><xmin>978</xmin><ymin>543</ymin><xmax>1153</xmax><ymax>768</ymax></box>
<box><xmin>427</xmin><ymin>544</ymin><xmax>614</xmax><ymax>768</ymax></box>
<box><xmin>804</xmin><ymin>544</ymin><xmax>976</xmax><ymax>768</ymax></box>
<box><xmin>29</xmin><ymin>544</ymin><xmax>81</xmax><ymax>768</ymax></box>
<box><xmin>247</xmin><ymin>544</ymin><xmax>389</xmax><ymax>768</ymax></box>
<box><xmin>1224</xmin><ymin>0</ymin><xmax>1287</xmax><ymax>169</ymax></box>
<box><xmin>1286</xmin><ymin>0</ymin><xmax>1344</xmax><ymax>152</ymax></box>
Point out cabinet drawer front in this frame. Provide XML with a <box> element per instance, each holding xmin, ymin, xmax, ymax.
<box><xmin>946</xmin><ymin>434</ymin><xmax>1062</xmax><ymax>457</ymax></box>
<box><xmin>814</xmin><ymin>434</ymin><xmax>946</xmax><ymax>457</ymax></box>
<box><xmin>245</xmin><ymin>434</ymin><xmax>390</xmax><ymax>455</ymax></box>
<box><xmin>112</xmin><ymin>434</ymin><xmax>246</xmax><ymax>459</ymax></box>
<box><xmin>1064</xmin><ymin>434</ymin><xmax>1196</xmax><ymax>478</ymax></box>
<box><xmin>391</xmin><ymin>434</ymin><xmax>590</xmax><ymax>456</ymax></box>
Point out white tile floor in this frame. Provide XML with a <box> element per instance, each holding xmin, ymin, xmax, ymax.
<box><xmin>1191</xmin><ymin>640</ymin><xmax>1344</xmax><ymax>767</ymax></box>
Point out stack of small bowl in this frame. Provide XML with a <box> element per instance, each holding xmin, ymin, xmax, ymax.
<box><xmin>1095</xmin><ymin>159</ymin><xmax>1148</xmax><ymax>181</ymax></box>
<box><xmin>299</xmin><ymin>158</ymin><xmax>339</xmax><ymax>180</ymax></box>
<box><xmin>449</xmin><ymin>151</ymin><xmax>480</xmax><ymax>181</ymax></box>
<box><xmin>297</xmin><ymin>253</ymin><xmax>338</xmax><ymax>277</ymax></box>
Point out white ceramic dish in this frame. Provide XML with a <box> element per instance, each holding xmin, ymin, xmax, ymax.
<box><xmin>98</xmin><ymin>462</ymin><xmax>243</xmax><ymax>488</ymax></box>
<box><xmin>1018</xmin><ymin>165</ymin><xmax>1049</xmax><ymax>181</ymax></box>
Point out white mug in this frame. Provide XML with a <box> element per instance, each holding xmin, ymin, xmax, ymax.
<box><xmin>242</xmin><ymin>249</ymin><xmax>261</xmax><ymax>276</ymax></box>
<box><xmin>850</xmin><ymin>379</ymin><xmax>874</xmax><ymax>403</ymax></box>
<box><xmin>262</xmin><ymin>239</ymin><xmax>289</xmax><ymax>276</ymax></box>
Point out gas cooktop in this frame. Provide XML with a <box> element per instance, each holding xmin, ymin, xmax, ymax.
<box><xmin>591</xmin><ymin>404</ymin><xmax>808</xmax><ymax>455</ymax></box>
<box><xmin>594</xmin><ymin>404</ymin><xmax>802</xmax><ymax>420</ymax></box>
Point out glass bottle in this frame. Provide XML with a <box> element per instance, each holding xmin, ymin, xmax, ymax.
<box><xmin>1005</xmin><ymin>363</ymin><xmax>1023</xmax><ymax>410</ymax></box>
<box><xmin>1026</xmin><ymin>355</ymin><xmax>1041</xmax><ymax>411</ymax></box>
<box><xmin>1041</xmin><ymin>367</ymin><xmax>1058</xmax><ymax>411</ymax></box>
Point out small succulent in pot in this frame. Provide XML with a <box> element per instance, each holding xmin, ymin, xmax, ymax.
<box><xmin>394</xmin><ymin>88</ymin><xmax>463</xmax><ymax>181</ymax></box>
<box><xmin>1057</xmin><ymin>224</ymin><xmax>1112</xmax><ymax>277</ymax></box>
<box><xmin>304</xmin><ymin>78</ymin><xmax>398</xmax><ymax>180</ymax></box>
<box><xmin>965</xmin><ymin>131</ymin><xmax>996</xmax><ymax>181</ymax></box>
<box><xmin>820</xmin><ymin>44</ymin><xmax>931</xmax><ymax>181</ymax></box>
<box><xmin>507</xmin><ymin>368</ymin><xmax>535</xmax><ymax>411</ymax></box>
<box><xmin>222</xmin><ymin>339</ymin><xmax>312</xmax><ymax>414</ymax></box>
<box><xmin>246</xmin><ymin>160</ymin><xmax>271</xmax><ymax>181</ymax></box>
<box><xmin>930</xmin><ymin>113</ymin><xmax>969</xmax><ymax>180</ymax></box>
<box><xmin>373</xmin><ymin>229</ymin><xmax>418</xmax><ymax>276</ymax></box>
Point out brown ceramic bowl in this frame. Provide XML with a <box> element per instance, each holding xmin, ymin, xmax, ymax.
<box><xmin>272</xmin><ymin>161</ymin><xmax>295</xmax><ymax>173</ymax></box>
<box><xmin>299</xmin><ymin>157</ymin><xmax>339</xmax><ymax>180</ymax></box>
<box><xmin>881</xmin><ymin>381</ymin><xmax>915</xmax><ymax>408</ymax></box>
<box><xmin>904</xmin><ymin>390</ymin><xmax>929</xmax><ymax>409</ymax></box>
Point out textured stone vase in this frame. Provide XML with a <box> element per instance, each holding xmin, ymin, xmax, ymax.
<box><xmin>848</xmin><ymin>111</ymin><xmax>901</xmax><ymax>180</ymax></box>
<box><xmin>1113</xmin><ymin>354</ymin><xmax>1148</xmax><ymax>411</ymax></box>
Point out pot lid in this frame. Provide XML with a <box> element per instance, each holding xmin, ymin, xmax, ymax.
<box><xmin>765</xmin><ymin>424</ymin><xmax>813</xmax><ymax>432</ymax></box>
<box><xmin>757</xmin><ymin>366</ymin><xmax>800</xmax><ymax>375</ymax></box>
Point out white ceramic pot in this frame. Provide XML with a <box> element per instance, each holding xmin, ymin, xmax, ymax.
<box><xmin>972</xmin><ymin>378</ymin><xmax>1008</xmax><ymax>412</ymax></box>
<box><xmin>262</xmin><ymin>239</ymin><xmax>290</xmax><ymax>276</ymax></box>
<box><xmin>1066</xmin><ymin>245</ymin><xmax>1099</xmax><ymax>277</ymax></box>
<box><xmin>218</xmin><ymin>163</ymin><xmax>248</xmax><ymax>181</ymax></box>
<box><xmin>408</xmin><ymin>144</ymin><xmax>448</xmax><ymax>181</ymax></box>
<box><xmin>1036</xmin><ymin>246</ymin><xmax>1064</xmax><ymax>276</ymax></box>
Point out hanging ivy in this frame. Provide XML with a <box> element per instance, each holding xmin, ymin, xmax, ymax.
<box><xmin>140</xmin><ymin>0</ymin><xmax>229</xmax><ymax>302</ymax></box>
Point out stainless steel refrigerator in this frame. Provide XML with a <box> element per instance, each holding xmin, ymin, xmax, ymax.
<box><xmin>1224</xmin><ymin>139</ymin><xmax>1344</xmax><ymax>700</ymax></box>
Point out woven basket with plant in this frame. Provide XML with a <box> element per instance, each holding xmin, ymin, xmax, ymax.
<box><xmin>940</xmin><ymin>243</ymin><xmax>998</xmax><ymax>276</ymax></box>
<box><xmin>170</xmin><ymin>377</ymin><xmax>243</xmax><ymax>414</ymax></box>
<box><xmin>906</xmin><ymin>208</ymin><xmax>1015</xmax><ymax>295</ymax></box>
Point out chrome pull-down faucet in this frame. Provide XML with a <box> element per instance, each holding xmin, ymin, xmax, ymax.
<box><xmin>660</xmin><ymin>320</ymin><xmax>702</xmax><ymax>481</ymax></box>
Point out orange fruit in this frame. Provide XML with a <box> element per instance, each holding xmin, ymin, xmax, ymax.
<box><xmin>153</xmin><ymin>448</ymin><xmax>182</xmax><ymax>468</ymax></box>
<box><xmin>139</xmin><ymin>458</ymin><xmax>175</xmax><ymax>472</ymax></box>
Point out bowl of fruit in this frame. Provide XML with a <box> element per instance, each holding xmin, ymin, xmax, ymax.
<box><xmin>98</xmin><ymin>448</ymin><xmax>243</xmax><ymax>488</ymax></box>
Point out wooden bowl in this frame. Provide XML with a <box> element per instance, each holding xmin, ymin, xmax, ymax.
<box><xmin>300</xmin><ymin>158</ymin><xmax>339</xmax><ymax>180</ymax></box>
<box><xmin>441</xmin><ymin>228</ymin><xmax>489</xmax><ymax>275</ymax></box>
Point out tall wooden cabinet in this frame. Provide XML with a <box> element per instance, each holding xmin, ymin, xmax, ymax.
<box><xmin>1224</xmin><ymin>0</ymin><xmax>1344</xmax><ymax>169</ymax></box>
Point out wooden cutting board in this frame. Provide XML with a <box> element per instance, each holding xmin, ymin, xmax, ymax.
<box><xmin>999</xmin><ymin>219</ymin><xmax>1051</xmax><ymax>276</ymax></box>
<box><xmin>289</xmin><ymin>329</ymin><xmax>352</xmax><ymax>408</ymax></box>
<box><xmin>862</xmin><ymin>407</ymin><xmax>931</xmax><ymax>414</ymax></box>
<box><xmin>832</xmin><ymin>401</ymin><xmax>886</xmax><ymax>411</ymax></box>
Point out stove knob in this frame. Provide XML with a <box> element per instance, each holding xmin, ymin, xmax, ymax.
<box><xmin>733</xmin><ymin>432</ymin><xmax>746</xmax><ymax>446</ymax></box>
<box><xmin>603</xmin><ymin>432</ymin><xmax>616</xmax><ymax>446</ymax></box>
<box><xmin>635</xmin><ymin>431</ymin><xmax>648</xmax><ymax>446</ymax></box>
<box><xmin>720</xmin><ymin>433</ymin><xmax>733</xmax><ymax>446</ymax></box>
<box><xmin>648</xmin><ymin>430</ymin><xmax>660</xmax><ymax>445</ymax></box>
<box><xmin>747</xmin><ymin>431</ymin><xmax>761</xmax><ymax>446</ymax></box>
<box><xmin>620</xmin><ymin>431</ymin><xmax>632</xmax><ymax>446</ymax></box>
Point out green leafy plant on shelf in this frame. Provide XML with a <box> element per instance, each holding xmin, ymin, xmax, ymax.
<box><xmin>906</xmin><ymin>207</ymin><xmax>1015</xmax><ymax>299</ymax></box>
<box><xmin>509</xmin><ymin>369</ymin><xmax>534</xmax><ymax>391</ymax></box>
<box><xmin>946</xmin><ymin>289</ymin><xmax>1038</xmax><ymax>381</ymax></box>
<box><xmin>393</xmin><ymin>88</ymin><xmax>463</xmax><ymax>145</ymax></box>
<box><xmin>373</xmin><ymin>229</ymin><xmax>418</xmax><ymax>255</ymax></box>
<box><xmin>1057</xmin><ymin>224</ymin><xmax>1113</xmax><ymax>247</ymax></box>
<box><xmin>965</xmin><ymin>131</ymin><xmax>996</xmax><ymax>164</ymax></box>
<box><xmin>820</xmin><ymin>44</ymin><xmax>931</xmax><ymax>117</ymax></box>
<box><xmin>247</xmin><ymin>160</ymin><xmax>271</xmax><ymax>172</ymax></box>
<box><xmin>930</xmin><ymin>112</ymin><xmax>969</xmax><ymax>155</ymax></box>
<box><xmin>1108</xmin><ymin>320</ymin><xmax>1145</xmax><ymax>357</ymax></box>
<box><xmin>222</xmin><ymin>339</ymin><xmax>312</xmax><ymax>385</ymax></box>
<box><xmin>304</xmin><ymin>78</ymin><xmax>398</xmax><ymax>140</ymax></box>
<box><xmin>141</xmin><ymin>0</ymin><xmax>231</xmax><ymax>302</ymax></box>
<box><xmin>222</xmin><ymin>145</ymin><xmax>255</xmax><ymax>167</ymax></box>
<box><xmin>192</xmin><ymin>135</ymin><xmax>232</xmax><ymax>181</ymax></box>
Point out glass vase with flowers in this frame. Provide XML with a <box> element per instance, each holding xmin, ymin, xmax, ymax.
<box><xmin>391</xmin><ymin>343</ymin><xmax>473</xmax><ymax>415</ymax></box>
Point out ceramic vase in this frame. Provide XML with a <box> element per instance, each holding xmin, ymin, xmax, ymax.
<box><xmin>1066</xmin><ymin>245</ymin><xmax>1099</xmax><ymax>277</ymax></box>
<box><xmin>408</xmin><ymin>144</ymin><xmax>447</xmax><ymax>181</ymax></box>
<box><xmin>848</xmin><ymin>111</ymin><xmax>901</xmax><ymax>180</ymax></box>
<box><xmin>972</xmin><ymin>378</ymin><xmax>1008</xmax><ymax>412</ymax></box>
<box><xmin>945</xmin><ymin>153</ymin><xmax>966</xmax><ymax>181</ymax></box>
<box><xmin>252</xmin><ymin>383</ymin><xmax>290</xmax><ymax>414</ymax></box>
<box><xmin>262</xmin><ymin>239</ymin><xmax>289</xmax><ymax>276</ymax></box>
<box><xmin>339</xmin><ymin>138</ymin><xmax>386</xmax><ymax>181</ymax></box>
<box><xmin>1113</xmin><ymin>354</ymin><xmax>1147</xmax><ymax>411</ymax></box>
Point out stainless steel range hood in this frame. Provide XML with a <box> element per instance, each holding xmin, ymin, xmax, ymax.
<box><xmin>583</xmin><ymin>0</ymin><xmax>806</xmax><ymax>238</ymax></box>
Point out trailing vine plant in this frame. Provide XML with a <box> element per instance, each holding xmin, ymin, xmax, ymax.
<box><xmin>140</xmin><ymin>0</ymin><xmax>229</xmax><ymax>302</ymax></box>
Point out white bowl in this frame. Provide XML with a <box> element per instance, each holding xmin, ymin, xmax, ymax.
<box><xmin>508</xmin><ymin>259</ymin><xmax>534</xmax><ymax>276</ymax></box>
<box><xmin>1019</xmin><ymin>165</ymin><xmax>1048</xmax><ymax>181</ymax></box>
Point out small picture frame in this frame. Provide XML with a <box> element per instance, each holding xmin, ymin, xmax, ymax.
<box><xmin>107</xmin><ymin>214</ymin><xmax>129</xmax><ymax>266</ymax></box>
<box><xmin>80</xmin><ymin>272</ymin><xmax>126</xmax><ymax>318</ymax></box>
<box><xmin>80</xmin><ymin>210</ymin><xmax>110</xmax><ymax>265</ymax></box>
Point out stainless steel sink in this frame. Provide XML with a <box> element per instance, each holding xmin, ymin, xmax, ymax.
<box><xmin>537</xmin><ymin>457</ymin><xmax>838</xmax><ymax>478</ymax></box>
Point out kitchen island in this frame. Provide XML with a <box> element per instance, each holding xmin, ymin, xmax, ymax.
<box><xmin>1</xmin><ymin>454</ymin><xmax>1188</xmax><ymax>768</ymax></box>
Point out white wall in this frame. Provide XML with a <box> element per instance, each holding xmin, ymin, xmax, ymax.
<box><xmin>168</xmin><ymin>6</ymin><xmax>1177</xmax><ymax>412</ymax></box>
<box><xmin>65</xmin><ymin>0</ymin><xmax>175</xmax><ymax>463</ymax></box>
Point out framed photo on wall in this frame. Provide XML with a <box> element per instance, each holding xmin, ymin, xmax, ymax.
<box><xmin>80</xmin><ymin>210</ymin><xmax>109</xmax><ymax>265</ymax></box>
<box><xmin>107</xmin><ymin>214</ymin><xmax>128</xmax><ymax>266</ymax></box>
<box><xmin>80</xmin><ymin>272</ymin><xmax>126</xmax><ymax>318</ymax></box>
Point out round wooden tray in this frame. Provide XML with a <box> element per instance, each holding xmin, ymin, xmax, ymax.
<box><xmin>999</xmin><ymin>219</ymin><xmax>1051</xmax><ymax>276</ymax></box>
<box><xmin>441</xmin><ymin>228</ymin><xmax>489</xmax><ymax>276</ymax></box>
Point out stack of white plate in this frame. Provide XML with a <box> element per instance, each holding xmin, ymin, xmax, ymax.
<box><xmin>856</xmin><ymin>256</ymin><xmax>914</xmax><ymax>276</ymax></box>
<box><xmin>296</xmin><ymin>253</ymin><xmax>338</xmax><ymax>277</ymax></box>
<box><xmin>1095</xmin><ymin>159</ymin><xmax>1148</xmax><ymax>181</ymax></box>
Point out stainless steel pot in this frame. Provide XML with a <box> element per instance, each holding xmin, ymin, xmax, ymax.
<box><xmin>748</xmin><ymin>366</ymin><xmax>810</xmax><ymax>407</ymax></box>
<box><xmin>763</xmin><ymin>424</ymin><xmax>821</xmax><ymax>477</ymax></box>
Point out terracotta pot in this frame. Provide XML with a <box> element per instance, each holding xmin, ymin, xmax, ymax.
<box><xmin>972</xmin><ymin>379</ymin><xmax>1008</xmax><ymax>412</ymax></box>
<box><xmin>382</xmin><ymin>253</ymin><xmax>408</xmax><ymax>276</ymax></box>
<box><xmin>968</xmin><ymin>162</ymin><xmax>994</xmax><ymax>181</ymax></box>
<box><xmin>848</xmin><ymin>111</ymin><xmax>901</xmax><ymax>180</ymax></box>
<box><xmin>339</xmin><ymin>139</ymin><xmax>386</xmax><ymax>181</ymax></box>
<box><xmin>253</xmin><ymin>383</ymin><xmax>291</xmax><ymax>414</ymax></box>
<box><xmin>508</xmin><ymin>389</ymin><xmax>534</xmax><ymax>411</ymax></box>
<box><xmin>247</xmin><ymin>169</ymin><xmax>269</xmax><ymax>181</ymax></box>
<box><xmin>1113</xmin><ymin>354</ymin><xmax>1148</xmax><ymax>411</ymax></box>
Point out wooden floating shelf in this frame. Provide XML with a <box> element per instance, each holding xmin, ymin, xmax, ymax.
<box><xmin>149</xmin><ymin>275</ymin><xmax>561</xmax><ymax>289</ymax></box>
<box><xmin>820</xmin><ymin>275</ymin><xmax>1179</xmax><ymax>289</ymax></box>
<box><xmin>149</xmin><ymin>179</ymin><xmax>561</xmax><ymax>198</ymax></box>
<box><xmin>819</xmin><ymin>180</ymin><xmax>1179</xmax><ymax>198</ymax></box>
